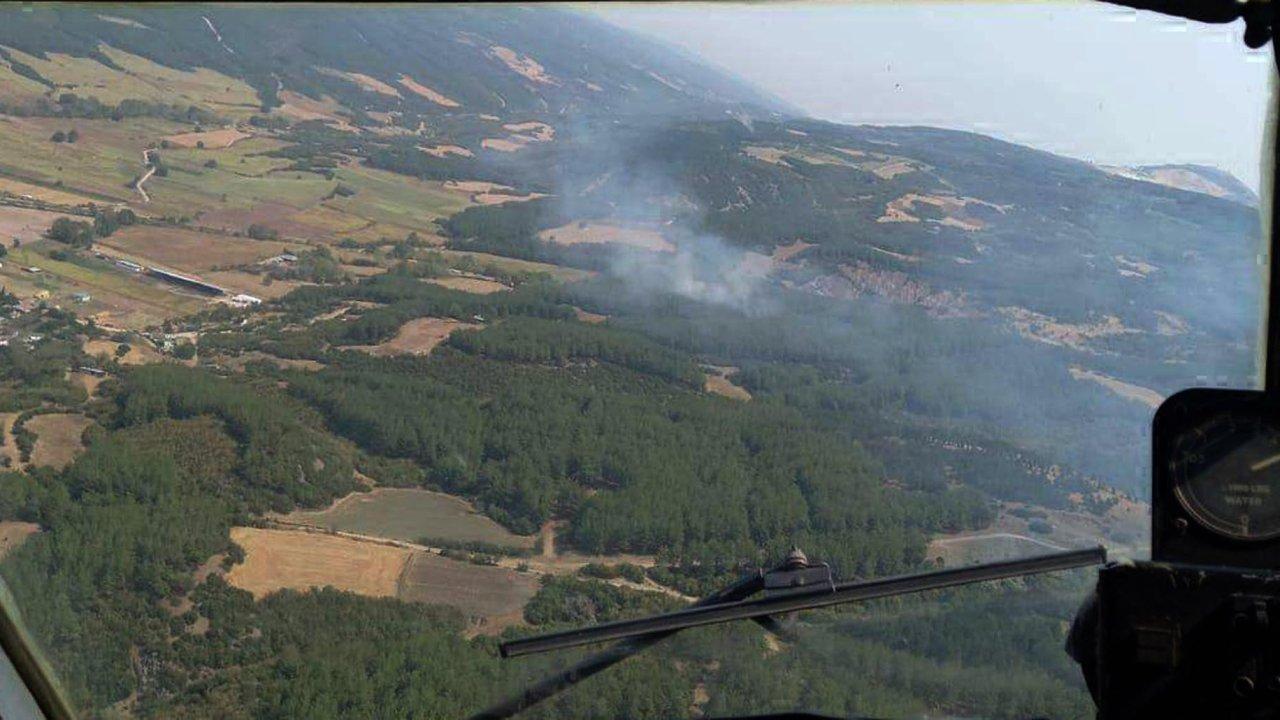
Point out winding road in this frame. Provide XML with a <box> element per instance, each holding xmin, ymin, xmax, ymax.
<box><xmin>134</xmin><ymin>149</ymin><xmax>157</xmax><ymax>203</ymax></box>
<box><xmin>265</xmin><ymin>518</ymin><xmax>695</xmax><ymax>602</ymax></box>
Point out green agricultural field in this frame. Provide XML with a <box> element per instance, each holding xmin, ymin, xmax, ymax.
<box><xmin>0</xmin><ymin>43</ymin><xmax>260</xmax><ymax>118</ymax></box>
<box><xmin>146</xmin><ymin>155</ymin><xmax>336</xmax><ymax>213</ymax></box>
<box><xmin>278</xmin><ymin>487</ymin><xmax>536</xmax><ymax>549</ymax></box>
<box><xmin>395</xmin><ymin>551</ymin><xmax>538</xmax><ymax>622</ymax></box>
<box><xmin>1</xmin><ymin>243</ymin><xmax>205</xmax><ymax>327</ymax></box>
<box><xmin>0</xmin><ymin>116</ymin><xmax>336</xmax><ymax>218</ymax></box>
<box><xmin>438</xmin><ymin>249</ymin><xmax>592</xmax><ymax>283</ymax></box>
<box><xmin>161</xmin><ymin>137</ymin><xmax>294</xmax><ymax>177</ymax></box>
<box><xmin>0</xmin><ymin>63</ymin><xmax>48</xmax><ymax>105</ymax></box>
<box><xmin>0</xmin><ymin>115</ymin><xmax>183</xmax><ymax>205</ymax></box>
<box><xmin>289</xmin><ymin>204</ymin><xmax>381</xmax><ymax>239</ymax></box>
<box><xmin>323</xmin><ymin>166</ymin><xmax>475</xmax><ymax>231</ymax></box>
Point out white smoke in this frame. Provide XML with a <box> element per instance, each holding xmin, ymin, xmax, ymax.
<box><xmin>549</xmin><ymin>121</ymin><xmax>777</xmax><ymax>317</ymax></box>
<box><xmin>607</xmin><ymin>232</ymin><xmax>776</xmax><ymax>316</ymax></box>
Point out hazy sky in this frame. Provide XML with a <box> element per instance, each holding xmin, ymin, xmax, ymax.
<box><xmin>588</xmin><ymin>2</ymin><xmax>1274</xmax><ymax>191</ymax></box>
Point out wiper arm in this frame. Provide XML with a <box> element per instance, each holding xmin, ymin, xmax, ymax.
<box><xmin>470</xmin><ymin>568</ymin><xmax>770</xmax><ymax>720</ymax></box>
<box><xmin>472</xmin><ymin>547</ymin><xmax>1104</xmax><ymax>720</ymax></box>
<box><xmin>502</xmin><ymin>546</ymin><xmax>1105</xmax><ymax>658</ymax></box>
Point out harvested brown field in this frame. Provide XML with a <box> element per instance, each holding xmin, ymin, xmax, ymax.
<box><xmin>772</xmin><ymin>240</ymin><xmax>813</xmax><ymax>262</ymax></box>
<box><xmin>279</xmin><ymin>487</ymin><xmax>535</xmax><ymax>549</ymax></box>
<box><xmin>488</xmin><ymin>46</ymin><xmax>558</xmax><ymax>85</ymax></box>
<box><xmin>342</xmin><ymin>263</ymin><xmax>384</xmax><ymax>277</ymax></box>
<box><xmin>574</xmin><ymin>307</ymin><xmax>607</xmax><ymax>324</ymax></box>
<box><xmin>353</xmin><ymin>317</ymin><xmax>480</xmax><ymax>357</ymax></box>
<box><xmin>538</xmin><ymin>221</ymin><xmax>674</xmax><ymax>253</ymax></box>
<box><xmin>274</xmin><ymin>91</ymin><xmax>357</xmax><ymax>132</ymax></box>
<box><xmin>502</xmin><ymin>121</ymin><xmax>554</xmax><ymax>142</ymax></box>
<box><xmin>0</xmin><ymin>177</ymin><xmax>97</xmax><ymax>205</ymax></box>
<box><xmin>441</xmin><ymin>179</ymin><xmax>544</xmax><ymax>206</ymax></box>
<box><xmin>1068</xmin><ymin>366</ymin><xmax>1164</xmax><ymax>409</ymax></box>
<box><xmin>0</xmin><ymin>207</ymin><xmax>80</xmax><ymax>243</ymax></box>
<box><xmin>84</xmin><ymin>338</ymin><xmax>163</xmax><ymax>365</ymax></box>
<box><xmin>161</xmin><ymin>128</ymin><xmax>250</xmax><ymax>149</ymax></box>
<box><xmin>444</xmin><ymin>180</ymin><xmax>511</xmax><ymax>193</ymax></box>
<box><xmin>1103</xmin><ymin>165</ymin><xmax>1236</xmax><ymax>199</ymax></box>
<box><xmin>397</xmin><ymin>551</ymin><xmax>538</xmax><ymax>627</ymax></box>
<box><xmin>866</xmin><ymin>159</ymin><xmax>918</xmax><ymax>179</ymax></box>
<box><xmin>878</xmin><ymin>193</ymin><xmax>1005</xmax><ymax>230</ymax></box>
<box><xmin>472</xmin><ymin>190</ymin><xmax>545</xmax><ymax>205</ymax></box>
<box><xmin>831</xmin><ymin>148</ymin><xmax>924</xmax><ymax>179</ymax></box>
<box><xmin>481</xmin><ymin>138</ymin><xmax>526</xmax><ymax>152</ymax></box>
<box><xmin>743</xmin><ymin>146</ymin><xmax>790</xmax><ymax>166</ymax></box>
<box><xmin>316</xmin><ymin>67</ymin><xmax>401</xmax><ymax>98</ymax></box>
<box><xmin>427</xmin><ymin>276</ymin><xmax>511</xmax><ymax>294</ymax></box>
<box><xmin>419</xmin><ymin>144</ymin><xmax>473</xmax><ymax>158</ymax></box>
<box><xmin>398</xmin><ymin>75</ymin><xmax>460</xmax><ymax>107</ymax></box>
<box><xmin>0</xmin><ymin>521</ymin><xmax>39</xmax><ymax>560</ymax></box>
<box><xmin>703</xmin><ymin>366</ymin><xmax>751</xmax><ymax>401</ymax></box>
<box><xmin>365</xmin><ymin>124</ymin><xmax>415</xmax><ymax>138</ymax></box>
<box><xmin>26</xmin><ymin>413</ymin><xmax>93</xmax><ymax>469</ymax></box>
<box><xmin>193</xmin><ymin>202</ymin><xmax>333</xmax><ymax>240</ymax></box>
<box><xmin>226</xmin><ymin>526</ymin><xmax>411</xmax><ymax>600</ymax></box>
<box><xmin>99</xmin><ymin>226</ymin><xmax>292</xmax><ymax>273</ymax></box>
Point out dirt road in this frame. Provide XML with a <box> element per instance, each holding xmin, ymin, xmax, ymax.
<box><xmin>135</xmin><ymin>150</ymin><xmax>157</xmax><ymax>203</ymax></box>
<box><xmin>265</xmin><ymin>519</ymin><xmax>694</xmax><ymax>602</ymax></box>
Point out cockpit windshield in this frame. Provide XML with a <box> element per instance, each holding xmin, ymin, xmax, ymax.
<box><xmin>0</xmin><ymin>2</ymin><xmax>1272</xmax><ymax>719</ymax></box>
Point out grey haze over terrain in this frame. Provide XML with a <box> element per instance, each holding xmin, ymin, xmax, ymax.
<box><xmin>589</xmin><ymin>1</ymin><xmax>1274</xmax><ymax>192</ymax></box>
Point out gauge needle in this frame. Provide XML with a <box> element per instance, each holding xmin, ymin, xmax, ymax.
<box><xmin>1251</xmin><ymin>453</ymin><xmax>1280</xmax><ymax>472</ymax></box>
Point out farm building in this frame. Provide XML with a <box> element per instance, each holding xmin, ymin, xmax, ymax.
<box><xmin>145</xmin><ymin>267</ymin><xmax>225</xmax><ymax>296</ymax></box>
<box><xmin>229</xmin><ymin>294</ymin><xmax>262</xmax><ymax>307</ymax></box>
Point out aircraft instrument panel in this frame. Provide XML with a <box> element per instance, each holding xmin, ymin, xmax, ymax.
<box><xmin>1153</xmin><ymin>389</ymin><xmax>1280</xmax><ymax>567</ymax></box>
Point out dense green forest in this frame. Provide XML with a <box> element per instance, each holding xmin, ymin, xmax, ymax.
<box><xmin>0</xmin><ymin>261</ymin><xmax>1106</xmax><ymax>719</ymax></box>
<box><xmin>0</xmin><ymin>336</ymin><xmax>1088</xmax><ymax>718</ymax></box>
<box><xmin>285</xmin><ymin>351</ymin><xmax>992</xmax><ymax>572</ymax></box>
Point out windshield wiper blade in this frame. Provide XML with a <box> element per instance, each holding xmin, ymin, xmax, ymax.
<box><xmin>469</xmin><ymin>568</ymin><xmax>769</xmax><ymax>720</ymax></box>
<box><xmin>502</xmin><ymin>546</ymin><xmax>1105</xmax><ymax>658</ymax></box>
<box><xmin>476</xmin><ymin>546</ymin><xmax>1104</xmax><ymax>720</ymax></box>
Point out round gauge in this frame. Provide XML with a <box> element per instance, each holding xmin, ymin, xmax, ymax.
<box><xmin>1171</xmin><ymin>411</ymin><xmax>1280</xmax><ymax>541</ymax></box>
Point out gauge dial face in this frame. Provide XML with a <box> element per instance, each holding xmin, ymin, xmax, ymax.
<box><xmin>1172</xmin><ymin>411</ymin><xmax>1280</xmax><ymax>541</ymax></box>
